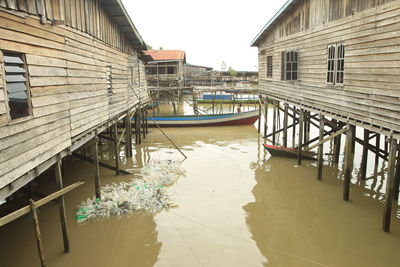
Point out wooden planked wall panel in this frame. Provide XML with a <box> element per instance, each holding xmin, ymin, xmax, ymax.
<box><xmin>258</xmin><ymin>0</ymin><xmax>400</xmax><ymax>132</ymax></box>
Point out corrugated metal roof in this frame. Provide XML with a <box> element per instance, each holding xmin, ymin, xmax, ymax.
<box><xmin>99</xmin><ymin>0</ymin><xmax>146</xmax><ymax>50</ymax></box>
<box><xmin>144</xmin><ymin>50</ymin><xmax>186</xmax><ymax>62</ymax></box>
<box><xmin>250</xmin><ymin>0</ymin><xmax>298</xmax><ymax>47</ymax></box>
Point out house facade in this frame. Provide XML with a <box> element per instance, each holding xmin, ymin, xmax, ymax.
<box><xmin>0</xmin><ymin>0</ymin><xmax>149</xmax><ymax>200</ymax></box>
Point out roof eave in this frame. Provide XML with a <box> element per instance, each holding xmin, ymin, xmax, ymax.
<box><xmin>250</xmin><ymin>0</ymin><xmax>298</xmax><ymax>47</ymax></box>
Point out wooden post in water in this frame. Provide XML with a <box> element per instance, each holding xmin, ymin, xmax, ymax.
<box><xmin>332</xmin><ymin>120</ymin><xmax>341</xmax><ymax>164</ymax></box>
<box><xmin>94</xmin><ymin>137</ymin><xmax>101</xmax><ymax>199</ymax></box>
<box><xmin>272</xmin><ymin>100</ymin><xmax>277</xmax><ymax>145</ymax></box>
<box><xmin>283</xmin><ymin>103</ymin><xmax>289</xmax><ymax>147</ymax></box>
<box><xmin>113</xmin><ymin>123</ymin><xmax>120</xmax><ymax>175</ymax></box>
<box><xmin>258</xmin><ymin>96</ymin><xmax>262</xmax><ymax>133</ymax></box>
<box><xmin>212</xmin><ymin>91</ymin><xmax>215</xmax><ymax>114</ymax></box>
<box><xmin>141</xmin><ymin>108</ymin><xmax>146</xmax><ymax>140</ymax></box>
<box><xmin>393</xmin><ymin>143</ymin><xmax>400</xmax><ymax>201</ymax></box>
<box><xmin>30</xmin><ymin>199</ymin><xmax>47</xmax><ymax>267</ymax></box>
<box><xmin>343</xmin><ymin>125</ymin><xmax>355</xmax><ymax>201</ymax></box>
<box><xmin>383</xmin><ymin>136</ymin><xmax>397</xmax><ymax>232</ymax></box>
<box><xmin>375</xmin><ymin>134</ymin><xmax>381</xmax><ymax>169</ymax></box>
<box><xmin>145</xmin><ymin>109</ymin><xmax>149</xmax><ymax>134</ymax></box>
<box><xmin>125</xmin><ymin>112</ymin><xmax>132</xmax><ymax>158</ymax></box>
<box><xmin>55</xmin><ymin>157</ymin><xmax>69</xmax><ymax>253</ymax></box>
<box><xmin>317</xmin><ymin>114</ymin><xmax>325</xmax><ymax>180</ymax></box>
<box><xmin>264</xmin><ymin>98</ymin><xmax>268</xmax><ymax>137</ymax></box>
<box><xmin>297</xmin><ymin>109</ymin><xmax>304</xmax><ymax>165</ymax></box>
<box><xmin>292</xmin><ymin>105</ymin><xmax>296</xmax><ymax>147</ymax></box>
<box><xmin>360</xmin><ymin>129</ymin><xmax>370</xmax><ymax>180</ymax></box>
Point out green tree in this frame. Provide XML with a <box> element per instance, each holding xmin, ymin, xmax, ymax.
<box><xmin>228</xmin><ymin>66</ymin><xmax>237</xmax><ymax>77</ymax></box>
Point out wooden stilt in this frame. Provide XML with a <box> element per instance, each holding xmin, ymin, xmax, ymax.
<box><xmin>343</xmin><ymin>125</ymin><xmax>355</xmax><ymax>201</ymax></box>
<box><xmin>304</xmin><ymin>111</ymin><xmax>310</xmax><ymax>146</ymax></box>
<box><xmin>141</xmin><ymin>109</ymin><xmax>146</xmax><ymax>140</ymax></box>
<box><xmin>360</xmin><ymin>129</ymin><xmax>370</xmax><ymax>180</ymax></box>
<box><xmin>55</xmin><ymin>157</ymin><xmax>69</xmax><ymax>253</ymax></box>
<box><xmin>30</xmin><ymin>199</ymin><xmax>47</xmax><ymax>267</ymax></box>
<box><xmin>317</xmin><ymin>114</ymin><xmax>324</xmax><ymax>180</ymax></box>
<box><xmin>272</xmin><ymin>100</ymin><xmax>277</xmax><ymax>145</ymax></box>
<box><xmin>113</xmin><ymin>123</ymin><xmax>120</xmax><ymax>175</ymax></box>
<box><xmin>383</xmin><ymin>136</ymin><xmax>397</xmax><ymax>232</ymax></box>
<box><xmin>297</xmin><ymin>109</ymin><xmax>304</xmax><ymax>165</ymax></box>
<box><xmin>393</xmin><ymin>141</ymin><xmax>400</xmax><ymax>200</ymax></box>
<box><xmin>333</xmin><ymin>120</ymin><xmax>341</xmax><ymax>164</ymax></box>
<box><xmin>137</xmin><ymin>109</ymin><xmax>142</xmax><ymax>145</ymax></box>
<box><xmin>375</xmin><ymin>134</ymin><xmax>381</xmax><ymax>168</ymax></box>
<box><xmin>125</xmin><ymin>112</ymin><xmax>132</xmax><ymax>158</ymax></box>
<box><xmin>283</xmin><ymin>103</ymin><xmax>289</xmax><ymax>147</ymax></box>
<box><xmin>292</xmin><ymin>106</ymin><xmax>296</xmax><ymax>148</ymax></box>
<box><xmin>257</xmin><ymin>96</ymin><xmax>262</xmax><ymax>133</ymax></box>
<box><xmin>94</xmin><ymin>137</ymin><xmax>101</xmax><ymax>199</ymax></box>
<box><xmin>263</xmin><ymin>98</ymin><xmax>268</xmax><ymax>138</ymax></box>
<box><xmin>145</xmin><ymin>109</ymin><xmax>149</xmax><ymax>134</ymax></box>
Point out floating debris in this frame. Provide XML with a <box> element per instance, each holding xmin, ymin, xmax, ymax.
<box><xmin>76</xmin><ymin>160</ymin><xmax>185</xmax><ymax>223</ymax></box>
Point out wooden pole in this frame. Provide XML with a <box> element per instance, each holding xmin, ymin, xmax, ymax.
<box><xmin>360</xmin><ymin>129</ymin><xmax>370</xmax><ymax>180</ymax></box>
<box><xmin>283</xmin><ymin>103</ymin><xmax>288</xmax><ymax>147</ymax></box>
<box><xmin>257</xmin><ymin>96</ymin><xmax>262</xmax><ymax>133</ymax></box>
<box><xmin>138</xmin><ymin>109</ymin><xmax>142</xmax><ymax>144</ymax></box>
<box><xmin>297</xmin><ymin>109</ymin><xmax>304</xmax><ymax>165</ymax></box>
<box><xmin>375</xmin><ymin>134</ymin><xmax>381</xmax><ymax>169</ymax></box>
<box><xmin>272</xmin><ymin>100</ymin><xmax>277</xmax><ymax>145</ymax></box>
<box><xmin>343</xmin><ymin>125</ymin><xmax>355</xmax><ymax>201</ymax></box>
<box><xmin>141</xmin><ymin>109</ymin><xmax>146</xmax><ymax>140</ymax></box>
<box><xmin>393</xmin><ymin>143</ymin><xmax>400</xmax><ymax>201</ymax></box>
<box><xmin>292</xmin><ymin>106</ymin><xmax>296</xmax><ymax>148</ymax></box>
<box><xmin>30</xmin><ymin>199</ymin><xmax>47</xmax><ymax>267</ymax></box>
<box><xmin>125</xmin><ymin>112</ymin><xmax>132</xmax><ymax>158</ymax></box>
<box><xmin>55</xmin><ymin>158</ymin><xmax>70</xmax><ymax>253</ymax></box>
<box><xmin>317</xmin><ymin>114</ymin><xmax>324</xmax><ymax>180</ymax></box>
<box><xmin>94</xmin><ymin>137</ymin><xmax>101</xmax><ymax>199</ymax></box>
<box><xmin>113</xmin><ymin>123</ymin><xmax>120</xmax><ymax>175</ymax></box>
<box><xmin>145</xmin><ymin>109</ymin><xmax>149</xmax><ymax>134</ymax></box>
<box><xmin>383</xmin><ymin>136</ymin><xmax>397</xmax><ymax>232</ymax></box>
<box><xmin>263</xmin><ymin>98</ymin><xmax>268</xmax><ymax>138</ymax></box>
<box><xmin>333</xmin><ymin>120</ymin><xmax>341</xmax><ymax>164</ymax></box>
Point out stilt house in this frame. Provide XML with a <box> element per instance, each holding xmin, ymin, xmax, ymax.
<box><xmin>252</xmin><ymin>0</ymin><xmax>400</xmax><ymax>138</ymax></box>
<box><xmin>0</xmin><ymin>0</ymin><xmax>149</xmax><ymax>200</ymax></box>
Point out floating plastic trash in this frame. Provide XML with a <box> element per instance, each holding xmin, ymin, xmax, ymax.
<box><xmin>76</xmin><ymin>160</ymin><xmax>185</xmax><ymax>223</ymax></box>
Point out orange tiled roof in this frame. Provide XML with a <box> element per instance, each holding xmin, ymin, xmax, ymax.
<box><xmin>144</xmin><ymin>50</ymin><xmax>186</xmax><ymax>61</ymax></box>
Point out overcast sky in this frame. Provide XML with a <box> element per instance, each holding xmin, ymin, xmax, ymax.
<box><xmin>121</xmin><ymin>0</ymin><xmax>288</xmax><ymax>71</ymax></box>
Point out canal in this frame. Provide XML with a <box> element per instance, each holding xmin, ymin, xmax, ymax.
<box><xmin>0</xmin><ymin>97</ymin><xmax>400</xmax><ymax>266</ymax></box>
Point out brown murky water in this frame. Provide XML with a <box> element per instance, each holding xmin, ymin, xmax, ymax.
<box><xmin>1</xmin><ymin>97</ymin><xmax>400</xmax><ymax>267</ymax></box>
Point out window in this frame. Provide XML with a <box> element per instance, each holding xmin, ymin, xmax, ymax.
<box><xmin>267</xmin><ymin>56</ymin><xmax>273</xmax><ymax>78</ymax></box>
<box><xmin>167</xmin><ymin>66</ymin><xmax>176</xmax><ymax>74</ymax></box>
<box><xmin>281</xmin><ymin>51</ymin><xmax>298</xmax><ymax>81</ymax></box>
<box><xmin>3</xmin><ymin>52</ymin><xmax>31</xmax><ymax>120</ymax></box>
<box><xmin>106</xmin><ymin>65</ymin><xmax>112</xmax><ymax>95</ymax></box>
<box><xmin>326</xmin><ymin>43</ymin><xmax>345</xmax><ymax>85</ymax></box>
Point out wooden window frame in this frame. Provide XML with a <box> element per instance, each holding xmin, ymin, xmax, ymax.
<box><xmin>281</xmin><ymin>50</ymin><xmax>299</xmax><ymax>81</ymax></box>
<box><xmin>2</xmin><ymin>50</ymin><xmax>33</xmax><ymax>121</ymax></box>
<box><xmin>326</xmin><ymin>43</ymin><xmax>345</xmax><ymax>86</ymax></box>
<box><xmin>106</xmin><ymin>65</ymin><xmax>113</xmax><ymax>95</ymax></box>
<box><xmin>266</xmin><ymin>56</ymin><xmax>273</xmax><ymax>78</ymax></box>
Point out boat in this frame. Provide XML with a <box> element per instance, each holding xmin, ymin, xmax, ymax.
<box><xmin>263</xmin><ymin>144</ymin><xmax>316</xmax><ymax>160</ymax></box>
<box><xmin>195</xmin><ymin>94</ymin><xmax>261</xmax><ymax>104</ymax></box>
<box><xmin>143</xmin><ymin>110</ymin><xmax>260</xmax><ymax>127</ymax></box>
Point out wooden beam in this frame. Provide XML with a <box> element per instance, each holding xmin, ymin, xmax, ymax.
<box><xmin>298</xmin><ymin>109</ymin><xmax>304</xmax><ymax>165</ymax></box>
<box><xmin>343</xmin><ymin>125</ymin><xmax>355</xmax><ymax>201</ymax></box>
<box><xmin>0</xmin><ymin>182</ymin><xmax>84</xmax><ymax>227</ymax></box>
<box><xmin>317</xmin><ymin>115</ymin><xmax>325</xmax><ymax>181</ymax></box>
<box><xmin>304</xmin><ymin>126</ymin><xmax>349</xmax><ymax>152</ymax></box>
<box><xmin>272</xmin><ymin>100</ymin><xmax>277</xmax><ymax>145</ymax></box>
<box><xmin>114</xmin><ymin>123</ymin><xmax>120</xmax><ymax>175</ymax></box>
<box><xmin>383</xmin><ymin>137</ymin><xmax>397</xmax><ymax>232</ymax></box>
<box><xmin>55</xmin><ymin>157</ymin><xmax>69</xmax><ymax>253</ymax></box>
<box><xmin>283</xmin><ymin>103</ymin><xmax>288</xmax><ymax>147</ymax></box>
<box><xmin>360</xmin><ymin>129</ymin><xmax>370</xmax><ymax>180</ymax></box>
<box><xmin>30</xmin><ymin>199</ymin><xmax>46</xmax><ymax>267</ymax></box>
<box><xmin>264</xmin><ymin>98</ymin><xmax>268</xmax><ymax>137</ymax></box>
<box><xmin>94</xmin><ymin>137</ymin><xmax>101</xmax><ymax>199</ymax></box>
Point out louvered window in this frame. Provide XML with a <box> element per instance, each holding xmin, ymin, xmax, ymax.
<box><xmin>106</xmin><ymin>65</ymin><xmax>113</xmax><ymax>95</ymax></box>
<box><xmin>267</xmin><ymin>56</ymin><xmax>273</xmax><ymax>78</ymax></box>
<box><xmin>4</xmin><ymin>52</ymin><xmax>31</xmax><ymax>120</ymax></box>
<box><xmin>326</xmin><ymin>43</ymin><xmax>345</xmax><ymax>85</ymax></box>
<box><xmin>281</xmin><ymin>51</ymin><xmax>298</xmax><ymax>81</ymax></box>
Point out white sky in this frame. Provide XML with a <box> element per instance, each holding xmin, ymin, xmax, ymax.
<box><xmin>121</xmin><ymin>0</ymin><xmax>288</xmax><ymax>71</ymax></box>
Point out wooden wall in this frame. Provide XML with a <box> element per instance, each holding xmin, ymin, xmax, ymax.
<box><xmin>0</xmin><ymin>3</ymin><xmax>148</xmax><ymax>192</ymax></box>
<box><xmin>0</xmin><ymin>0</ymin><xmax>134</xmax><ymax>54</ymax></box>
<box><xmin>257</xmin><ymin>0</ymin><xmax>400</xmax><ymax>134</ymax></box>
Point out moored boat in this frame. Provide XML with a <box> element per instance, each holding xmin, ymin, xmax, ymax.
<box><xmin>142</xmin><ymin>110</ymin><xmax>260</xmax><ymax>127</ymax></box>
<box><xmin>263</xmin><ymin>144</ymin><xmax>316</xmax><ymax>160</ymax></box>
